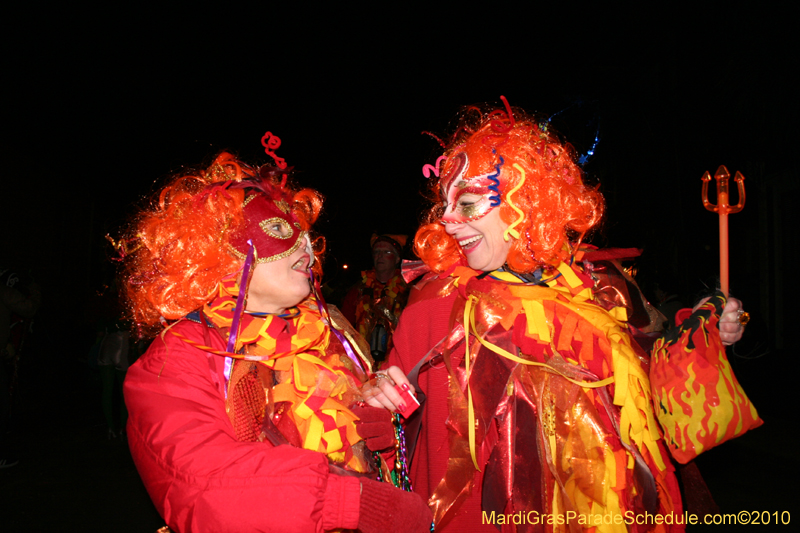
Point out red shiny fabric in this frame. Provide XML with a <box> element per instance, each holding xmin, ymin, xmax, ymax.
<box><xmin>388</xmin><ymin>277</ymin><xmax>491</xmax><ymax>532</ymax></box>
<box><xmin>388</xmin><ymin>273</ymin><xmax>684</xmax><ymax>533</ymax></box>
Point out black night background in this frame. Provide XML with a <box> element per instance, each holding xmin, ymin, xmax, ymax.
<box><xmin>1</xmin><ymin>4</ymin><xmax>797</xmax><ymax>531</ymax></box>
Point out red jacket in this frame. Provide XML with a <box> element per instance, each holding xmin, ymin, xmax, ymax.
<box><xmin>386</xmin><ymin>284</ymin><xmax>490</xmax><ymax>532</ymax></box>
<box><xmin>124</xmin><ymin>319</ymin><xmax>361</xmax><ymax>533</ymax></box>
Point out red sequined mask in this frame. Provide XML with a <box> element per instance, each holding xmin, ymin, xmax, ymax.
<box><xmin>229</xmin><ymin>191</ymin><xmax>306</xmax><ymax>263</ymax></box>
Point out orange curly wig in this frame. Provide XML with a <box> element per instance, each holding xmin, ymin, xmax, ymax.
<box><xmin>121</xmin><ymin>152</ymin><xmax>324</xmax><ymax>336</ymax></box>
<box><xmin>415</xmin><ymin>105</ymin><xmax>604</xmax><ymax>273</ymax></box>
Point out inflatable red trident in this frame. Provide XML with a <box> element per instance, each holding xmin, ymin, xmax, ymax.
<box><xmin>702</xmin><ymin>166</ymin><xmax>745</xmax><ymax>296</ymax></box>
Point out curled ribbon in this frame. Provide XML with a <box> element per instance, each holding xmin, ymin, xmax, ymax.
<box><xmin>422</xmin><ymin>155</ymin><xmax>448</xmax><ymax>178</ymax></box>
<box><xmin>503</xmin><ymin>163</ymin><xmax>527</xmax><ymax>241</ymax></box>
<box><xmin>486</xmin><ymin>156</ymin><xmax>504</xmax><ymax>207</ymax></box>
<box><xmin>262</xmin><ymin>131</ymin><xmax>288</xmax><ymax>169</ymax></box>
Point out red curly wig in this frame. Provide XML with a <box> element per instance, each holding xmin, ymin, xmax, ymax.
<box><xmin>121</xmin><ymin>152</ymin><xmax>324</xmax><ymax>336</ymax></box>
<box><xmin>415</xmin><ymin>105</ymin><xmax>604</xmax><ymax>274</ymax></box>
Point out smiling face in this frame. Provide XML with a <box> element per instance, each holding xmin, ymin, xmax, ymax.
<box><xmin>245</xmin><ymin>236</ymin><xmax>314</xmax><ymax>313</ymax></box>
<box><xmin>444</xmin><ymin>203</ymin><xmax>512</xmax><ymax>272</ymax></box>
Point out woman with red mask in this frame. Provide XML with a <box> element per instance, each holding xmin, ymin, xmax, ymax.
<box><xmin>121</xmin><ymin>147</ymin><xmax>431</xmax><ymax>533</ymax></box>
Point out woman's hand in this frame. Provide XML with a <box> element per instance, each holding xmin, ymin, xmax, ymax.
<box><xmin>719</xmin><ymin>297</ymin><xmax>747</xmax><ymax>346</ymax></box>
<box><xmin>360</xmin><ymin>366</ymin><xmax>415</xmax><ymax>413</ymax></box>
<box><xmin>692</xmin><ymin>296</ymin><xmax>747</xmax><ymax>346</ymax></box>
<box><xmin>351</xmin><ymin>405</ymin><xmax>395</xmax><ymax>451</ymax></box>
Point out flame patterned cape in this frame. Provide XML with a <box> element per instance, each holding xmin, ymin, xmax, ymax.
<box><xmin>413</xmin><ymin>260</ymin><xmax>684</xmax><ymax>533</ymax></box>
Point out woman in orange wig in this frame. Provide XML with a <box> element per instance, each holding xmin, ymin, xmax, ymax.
<box><xmin>387</xmin><ymin>102</ymin><xmax>751</xmax><ymax>532</ymax></box>
<box><xmin>121</xmin><ymin>144</ymin><xmax>432</xmax><ymax>533</ymax></box>
<box><xmin>415</xmin><ymin>105</ymin><xmax>604</xmax><ymax>275</ymax></box>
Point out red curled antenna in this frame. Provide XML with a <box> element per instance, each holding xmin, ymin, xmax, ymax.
<box><xmin>261</xmin><ymin>131</ymin><xmax>287</xmax><ymax>169</ymax></box>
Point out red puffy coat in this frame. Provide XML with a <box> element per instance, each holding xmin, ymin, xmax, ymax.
<box><xmin>124</xmin><ymin>319</ymin><xmax>361</xmax><ymax>532</ymax></box>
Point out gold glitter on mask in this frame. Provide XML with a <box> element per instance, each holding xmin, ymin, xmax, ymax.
<box><xmin>259</xmin><ymin>217</ymin><xmax>294</xmax><ymax>239</ymax></box>
<box><xmin>460</xmin><ymin>203</ymin><xmax>483</xmax><ymax>219</ymax></box>
<box><xmin>229</xmin><ymin>231</ymin><xmax>308</xmax><ymax>264</ymax></box>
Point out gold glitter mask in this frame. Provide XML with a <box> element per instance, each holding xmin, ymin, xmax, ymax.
<box><xmin>441</xmin><ymin>173</ymin><xmax>499</xmax><ymax>224</ymax></box>
<box><xmin>439</xmin><ymin>152</ymin><xmax>501</xmax><ymax>224</ymax></box>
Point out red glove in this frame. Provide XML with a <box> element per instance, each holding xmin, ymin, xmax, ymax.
<box><xmin>352</xmin><ymin>405</ymin><xmax>396</xmax><ymax>452</ymax></box>
<box><xmin>358</xmin><ymin>478</ymin><xmax>433</xmax><ymax>533</ymax></box>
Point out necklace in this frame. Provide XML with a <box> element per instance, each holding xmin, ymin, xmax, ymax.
<box><xmin>244</xmin><ymin>307</ymin><xmax>301</xmax><ymax>319</ymax></box>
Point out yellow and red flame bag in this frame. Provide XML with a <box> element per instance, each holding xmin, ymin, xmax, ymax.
<box><xmin>650</xmin><ymin>292</ymin><xmax>762</xmax><ymax>463</ymax></box>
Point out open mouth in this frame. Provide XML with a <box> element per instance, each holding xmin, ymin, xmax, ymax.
<box><xmin>458</xmin><ymin>235</ymin><xmax>483</xmax><ymax>251</ymax></box>
<box><xmin>291</xmin><ymin>254</ymin><xmax>310</xmax><ymax>272</ymax></box>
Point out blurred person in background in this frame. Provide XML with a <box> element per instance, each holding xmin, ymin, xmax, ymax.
<box><xmin>0</xmin><ymin>267</ymin><xmax>41</xmax><ymax>468</ymax></box>
<box><xmin>342</xmin><ymin>234</ymin><xmax>409</xmax><ymax>365</ymax></box>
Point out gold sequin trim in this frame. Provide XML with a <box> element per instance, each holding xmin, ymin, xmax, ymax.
<box><xmin>259</xmin><ymin>217</ymin><xmax>294</xmax><ymax>240</ymax></box>
<box><xmin>229</xmin><ymin>231</ymin><xmax>308</xmax><ymax>264</ymax></box>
